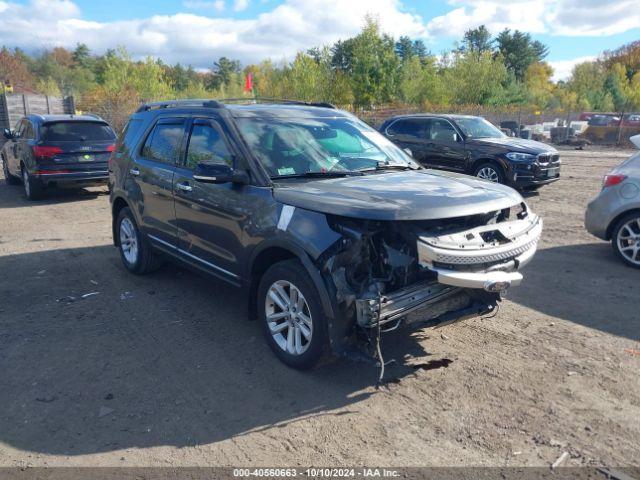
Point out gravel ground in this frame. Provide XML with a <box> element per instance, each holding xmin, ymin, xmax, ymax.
<box><xmin>0</xmin><ymin>151</ymin><xmax>638</xmax><ymax>468</ymax></box>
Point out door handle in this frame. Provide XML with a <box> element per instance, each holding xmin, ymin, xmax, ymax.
<box><xmin>176</xmin><ymin>182</ymin><xmax>193</xmax><ymax>192</ymax></box>
<box><xmin>129</xmin><ymin>168</ymin><xmax>140</xmax><ymax>176</ymax></box>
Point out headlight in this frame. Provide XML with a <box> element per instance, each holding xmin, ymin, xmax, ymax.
<box><xmin>506</xmin><ymin>152</ymin><xmax>536</xmax><ymax>162</ymax></box>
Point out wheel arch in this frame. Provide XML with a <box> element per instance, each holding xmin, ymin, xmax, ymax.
<box><xmin>111</xmin><ymin>196</ymin><xmax>131</xmax><ymax>246</ymax></box>
<box><xmin>247</xmin><ymin>239</ymin><xmax>337</xmax><ymax>324</ymax></box>
<box><xmin>470</xmin><ymin>157</ymin><xmax>508</xmax><ymax>175</ymax></box>
<box><xmin>606</xmin><ymin>208</ymin><xmax>640</xmax><ymax>240</ymax></box>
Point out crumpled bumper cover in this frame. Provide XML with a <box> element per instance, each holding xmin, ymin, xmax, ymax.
<box><xmin>417</xmin><ymin>215</ymin><xmax>542</xmax><ymax>290</ymax></box>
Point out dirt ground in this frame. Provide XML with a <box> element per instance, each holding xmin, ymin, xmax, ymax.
<box><xmin>0</xmin><ymin>150</ymin><xmax>638</xmax><ymax>468</ymax></box>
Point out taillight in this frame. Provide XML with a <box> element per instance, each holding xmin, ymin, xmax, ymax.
<box><xmin>603</xmin><ymin>174</ymin><xmax>627</xmax><ymax>188</ymax></box>
<box><xmin>106</xmin><ymin>144</ymin><xmax>116</xmax><ymax>152</ymax></box>
<box><xmin>33</xmin><ymin>145</ymin><xmax>63</xmax><ymax>161</ymax></box>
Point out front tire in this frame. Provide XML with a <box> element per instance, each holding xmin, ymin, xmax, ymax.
<box><xmin>474</xmin><ymin>162</ymin><xmax>505</xmax><ymax>184</ymax></box>
<box><xmin>257</xmin><ymin>259</ymin><xmax>329</xmax><ymax>369</ymax></box>
<box><xmin>22</xmin><ymin>168</ymin><xmax>44</xmax><ymax>200</ymax></box>
<box><xmin>611</xmin><ymin>212</ymin><xmax>640</xmax><ymax>269</ymax></box>
<box><xmin>116</xmin><ymin>207</ymin><xmax>163</xmax><ymax>274</ymax></box>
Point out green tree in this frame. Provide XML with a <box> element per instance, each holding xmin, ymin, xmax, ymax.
<box><xmin>444</xmin><ymin>50</ymin><xmax>508</xmax><ymax>104</ymax></box>
<box><xmin>495</xmin><ymin>29</ymin><xmax>548</xmax><ymax>82</ymax></box>
<box><xmin>459</xmin><ymin>25</ymin><xmax>493</xmax><ymax>56</ymax></box>
<box><xmin>349</xmin><ymin>18</ymin><xmax>400</xmax><ymax>107</ymax></box>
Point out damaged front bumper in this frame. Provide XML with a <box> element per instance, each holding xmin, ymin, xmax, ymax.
<box><xmin>354</xmin><ymin>212</ymin><xmax>542</xmax><ymax>329</ymax></box>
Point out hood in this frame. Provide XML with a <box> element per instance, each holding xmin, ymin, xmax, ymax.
<box><xmin>467</xmin><ymin>136</ymin><xmax>555</xmax><ymax>154</ymax></box>
<box><xmin>272</xmin><ymin>170</ymin><xmax>523</xmax><ymax>221</ymax></box>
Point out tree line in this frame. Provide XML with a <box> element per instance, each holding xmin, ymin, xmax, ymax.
<box><xmin>1</xmin><ymin>17</ymin><xmax>639</xmax><ymax>120</ymax></box>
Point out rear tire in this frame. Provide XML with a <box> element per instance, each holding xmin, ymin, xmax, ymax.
<box><xmin>474</xmin><ymin>162</ymin><xmax>505</xmax><ymax>184</ymax></box>
<box><xmin>257</xmin><ymin>259</ymin><xmax>329</xmax><ymax>369</ymax></box>
<box><xmin>611</xmin><ymin>212</ymin><xmax>640</xmax><ymax>269</ymax></box>
<box><xmin>116</xmin><ymin>207</ymin><xmax>163</xmax><ymax>274</ymax></box>
<box><xmin>2</xmin><ymin>156</ymin><xmax>19</xmax><ymax>185</ymax></box>
<box><xmin>22</xmin><ymin>168</ymin><xmax>44</xmax><ymax>200</ymax></box>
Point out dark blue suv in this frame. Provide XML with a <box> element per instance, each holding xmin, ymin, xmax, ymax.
<box><xmin>109</xmin><ymin>100</ymin><xmax>541</xmax><ymax>370</ymax></box>
<box><xmin>2</xmin><ymin>114</ymin><xmax>116</xmax><ymax>200</ymax></box>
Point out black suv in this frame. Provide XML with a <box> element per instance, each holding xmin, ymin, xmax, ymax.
<box><xmin>2</xmin><ymin>114</ymin><xmax>116</xmax><ymax>199</ymax></box>
<box><xmin>109</xmin><ymin>100</ymin><xmax>542</xmax><ymax>370</ymax></box>
<box><xmin>379</xmin><ymin>114</ymin><xmax>561</xmax><ymax>189</ymax></box>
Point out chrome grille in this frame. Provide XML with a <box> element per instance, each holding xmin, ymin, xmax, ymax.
<box><xmin>428</xmin><ymin>237</ymin><xmax>539</xmax><ymax>265</ymax></box>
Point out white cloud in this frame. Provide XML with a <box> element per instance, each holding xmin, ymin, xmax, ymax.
<box><xmin>0</xmin><ymin>0</ymin><xmax>637</xmax><ymax>73</ymax></box>
<box><xmin>427</xmin><ymin>0</ymin><xmax>640</xmax><ymax>38</ymax></box>
<box><xmin>548</xmin><ymin>55</ymin><xmax>597</xmax><ymax>81</ymax></box>
<box><xmin>183</xmin><ymin>0</ymin><xmax>226</xmax><ymax>11</ymax></box>
<box><xmin>233</xmin><ymin>0</ymin><xmax>249</xmax><ymax>12</ymax></box>
<box><xmin>0</xmin><ymin>0</ymin><xmax>427</xmax><ymax>68</ymax></box>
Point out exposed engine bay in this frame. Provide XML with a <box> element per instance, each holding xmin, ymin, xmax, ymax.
<box><xmin>320</xmin><ymin>202</ymin><xmax>541</xmax><ymax>333</ymax></box>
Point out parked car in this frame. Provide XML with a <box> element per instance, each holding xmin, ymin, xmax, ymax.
<box><xmin>585</xmin><ymin>134</ymin><xmax>640</xmax><ymax>269</ymax></box>
<box><xmin>109</xmin><ymin>100</ymin><xmax>542</xmax><ymax>369</ymax></box>
<box><xmin>379</xmin><ymin>114</ymin><xmax>561</xmax><ymax>190</ymax></box>
<box><xmin>1</xmin><ymin>114</ymin><xmax>116</xmax><ymax>200</ymax></box>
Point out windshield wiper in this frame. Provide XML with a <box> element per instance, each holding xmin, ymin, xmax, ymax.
<box><xmin>271</xmin><ymin>171</ymin><xmax>363</xmax><ymax>179</ymax></box>
<box><xmin>359</xmin><ymin>163</ymin><xmax>419</xmax><ymax>173</ymax></box>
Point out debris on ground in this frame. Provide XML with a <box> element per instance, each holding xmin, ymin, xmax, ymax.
<box><xmin>440</xmin><ymin>333</ymin><xmax>449</xmax><ymax>340</ymax></box>
<box><xmin>98</xmin><ymin>406</ymin><xmax>114</xmax><ymax>418</ymax></box>
<box><xmin>624</xmin><ymin>348</ymin><xmax>640</xmax><ymax>357</ymax></box>
<box><xmin>35</xmin><ymin>396</ymin><xmax>56</xmax><ymax>403</ymax></box>
<box><xmin>120</xmin><ymin>291</ymin><xmax>134</xmax><ymax>300</ymax></box>
<box><xmin>551</xmin><ymin>451</ymin><xmax>569</xmax><ymax>469</ymax></box>
<box><xmin>81</xmin><ymin>292</ymin><xmax>100</xmax><ymax>299</ymax></box>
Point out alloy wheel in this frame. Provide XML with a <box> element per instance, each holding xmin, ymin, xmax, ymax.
<box><xmin>616</xmin><ymin>217</ymin><xmax>640</xmax><ymax>266</ymax></box>
<box><xmin>119</xmin><ymin>217</ymin><xmax>139</xmax><ymax>265</ymax></box>
<box><xmin>265</xmin><ymin>280</ymin><xmax>313</xmax><ymax>355</ymax></box>
<box><xmin>477</xmin><ymin>166</ymin><xmax>500</xmax><ymax>182</ymax></box>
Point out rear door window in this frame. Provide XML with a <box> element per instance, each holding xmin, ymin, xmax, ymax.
<box><xmin>386</xmin><ymin>119</ymin><xmax>426</xmax><ymax>140</ymax></box>
<box><xmin>141</xmin><ymin>121</ymin><xmax>186</xmax><ymax>165</ymax></box>
<box><xmin>41</xmin><ymin>122</ymin><xmax>115</xmax><ymax>142</ymax></box>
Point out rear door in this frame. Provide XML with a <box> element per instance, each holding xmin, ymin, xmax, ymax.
<box><xmin>130</xmin><ymin>117</ymin><xmax>188</xmax><ymax>247</ymax></box>
<box><xmin>383</xmin><ymin>118</ymin><xmax>432</xmax><ymax>165</ymax></box>
<box><xmin>173</xmin><ymin>117</ymin><xmax>246</xmax><ymax>284</ymax></box>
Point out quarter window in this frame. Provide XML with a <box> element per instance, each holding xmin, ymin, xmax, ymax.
<box><xmin>142</xmin><ymin>122</ymin><xmax>185</xmax><ymax>164</ymax></box>
<box><xmin>185</xmin><ymin>123</ymin><xmax>232</xmax><ymax>169</ymax></box>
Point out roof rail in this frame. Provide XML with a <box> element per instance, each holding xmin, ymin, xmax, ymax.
<box><xmin>216</xmin><ymin>98</ymin><xmax>337</xmax><ymax>109</ymax></box>
<box><xmin>136</xmin><ymin>99</ymin><xmax>225</xmax><ymax>113</ymax></box>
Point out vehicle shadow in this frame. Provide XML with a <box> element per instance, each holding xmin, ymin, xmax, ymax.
<box><xmin>509</xmin><ymin>242</ymin><xmax>640</xmax><ymax>341</ymax></box>
<box><xmin>0</xmin><ymin>176</ymin><xmax>109</xmax><ymax>209</ymax></box>
<box><xmin>0</xmin><ymin>245</ymin><xmax>432</xmax><ymax>456</ymax></box>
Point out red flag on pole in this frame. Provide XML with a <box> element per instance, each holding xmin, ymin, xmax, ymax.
<box><xmin>244</xmin><ymin>73</ymin><xmax>253</xmax><ymax>93</ymax></box>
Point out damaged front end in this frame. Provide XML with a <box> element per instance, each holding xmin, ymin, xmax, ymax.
<box><xmin>320</xmin><ymin>202</ymin><xmax>541</xmax><ymax>338</ymax></box>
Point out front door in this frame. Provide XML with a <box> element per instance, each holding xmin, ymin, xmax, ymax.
<box><xmin>426</xmin><ymin>118</ymin><xmax>467</xmax><ymax>171</ymax></box>
<box><xmin>173</xmin><ymin>117</ymin><xmax>247</xmax><ymax>285</ymax></box>
<box><xmin>131</xmin><ymin>117</ymin><xmax>187</xmax><ymax>246</ymax></box>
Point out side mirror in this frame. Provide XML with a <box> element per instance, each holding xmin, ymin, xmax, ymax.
<box><xmin>3</xmin><ymin>128</ymin><xmax>14</xmax><ymax>140</ymax></box>
<box><xmin>403</xmin><ymin>148</ymin><xmax>413</xmax><ymax>157</ymax></box>
<box><xmin>193</xmin><ymin>163</ymin><xmax>248</xmax><ymax>185</ymax></box>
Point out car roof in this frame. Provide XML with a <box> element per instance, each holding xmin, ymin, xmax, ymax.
<box><xmin>135</xmin><ymin>99</ymin><xmax>352</xmax><ymax>120</ymax></box>
<box><xmin>27</xmin><ymin>114</ymin><xmax>108</xmax><ymax>124</ymax></box>
<box><xmin>386</xmin><ymin>113</ymin><xmax>479</xmax><ymax>122</ymax></box>
<box><xmin>225</xmin><ymin>103</ymin><xmax>352</xmax><ymax>119</ymax></box>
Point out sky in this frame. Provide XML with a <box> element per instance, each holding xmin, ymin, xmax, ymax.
<box><xmin>0</xmin><ymin>0</ymin><xmax>638</xmax><ymax>81</ymax></box>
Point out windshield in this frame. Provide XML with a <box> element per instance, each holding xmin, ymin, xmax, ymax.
<box><xmin>234</xmin><ymin>116</ymin><xmax>415</xmax><ymax>177</ymax></box>
<box><xmin>455</xmin><ymin>117</ymin><xmax>504</xmax><ymax>139</ymax></box>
